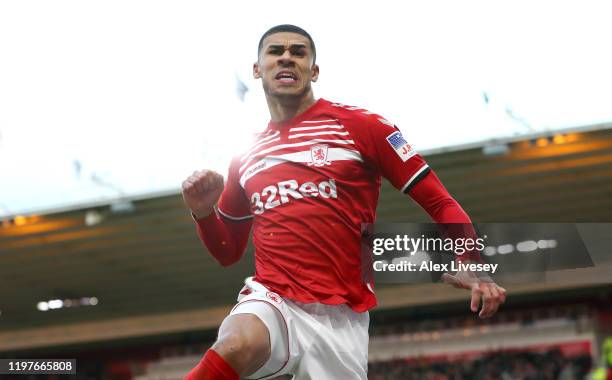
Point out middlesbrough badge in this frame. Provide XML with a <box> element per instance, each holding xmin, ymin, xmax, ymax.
<box><xmin>309</xmin><ymin>144</ymin><xmax>331</xmax><ymax>167</ymax></box>
<box><xmin>266</xmin><ymin>291</ymin><xmax>282</xmax><ymax>304</ymax></box>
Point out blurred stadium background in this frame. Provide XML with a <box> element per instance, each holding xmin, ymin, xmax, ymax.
<box><xmin>1</xmin><ymin>122</ymin><xmax>611</xmax><ymax>379</ymax></box>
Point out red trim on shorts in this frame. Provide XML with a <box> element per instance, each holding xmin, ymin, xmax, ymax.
<box><xmin>231</xmin><ymin>299</ymin><xmax>291</xmax><ymax>379</ymax></box>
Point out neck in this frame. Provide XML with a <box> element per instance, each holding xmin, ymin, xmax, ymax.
<box><xmin>265</xmin><ymin>89</ymin><xmax>316</xmax><ymax>123</ymax></box>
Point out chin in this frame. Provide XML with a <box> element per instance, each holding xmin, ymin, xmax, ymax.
<box><xmin>270</xmin><ymin>89</ymin><xmax>304</xmax><ymax>99</ymax></box>
<box><xmin>263</xmin><ymin>80</ymin><xmax>310</xmax><ymax>100</ymax></box>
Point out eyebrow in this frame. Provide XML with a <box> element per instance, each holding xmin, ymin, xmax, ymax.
<box><xmin>266</xmin><ymin>43</ymin><xmax>307</xmax><ymax>50</ymax></box>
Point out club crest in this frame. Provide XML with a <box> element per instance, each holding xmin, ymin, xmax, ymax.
<box><xmin>266</xmin><ymin>291</ymin><xmax>282</xmax><ymax>304</ymax></box>
<box><xmin>309</xmin><ymin>144</ymin><xmax>331</xmax><ymax>167</ymax></box>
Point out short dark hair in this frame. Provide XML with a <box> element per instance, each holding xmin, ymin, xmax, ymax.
<box><xmin>258</xmin><ymin>24</ymin><xmax>316</xmax><ymax>63</ymax></box>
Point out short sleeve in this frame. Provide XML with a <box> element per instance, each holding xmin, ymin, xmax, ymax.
<box><xmin>217</xmin><ymin>157</ymin><xmax>253</xmax><ymax>221</ymax></box>
<box><xmin>348</xmin><ymin>114</ymin><xmax>430</xmax><ymax>193</ymax></box>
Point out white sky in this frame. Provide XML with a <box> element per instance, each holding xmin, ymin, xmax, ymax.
<box><xmin>1</xmin><ymin>0</ymin><xmax>611</xmax><ymax>217</ymax></box>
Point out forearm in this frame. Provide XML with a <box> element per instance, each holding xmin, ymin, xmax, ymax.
<box><xmin>409</xmin><ymin>170</ymin><xmax>481</xmax><ymax>262</ymax></box>
<box><xmin>193</xmin><ymin>209</ymin><xmax>252</xmax><ymax>267</ymax></box>
<box><xmin>408</xmin><ymin>170</ymin><xmax>470</xmax><ymax>223</ymax></box>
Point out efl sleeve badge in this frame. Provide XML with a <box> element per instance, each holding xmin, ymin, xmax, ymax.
<box><xmin>386</xmin><ymin>131</ymin><xmax>417</xmax><ymax>162</ymax></box>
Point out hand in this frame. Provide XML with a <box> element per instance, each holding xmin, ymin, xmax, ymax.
<box><xmin>181</xmin><ymin>170</ymin><xmax>224</xmax><ymax>219</ymax></box>
<box><xmin>442</xmin><ymin>269</ymin><xmax>506</xmax><ymax>319</ymax></box>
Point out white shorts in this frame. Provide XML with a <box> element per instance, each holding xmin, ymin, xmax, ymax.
<box><xmin>228</xmin><ymin>277</ymin><xmax>369</xmax><ymax>380</ymax></box>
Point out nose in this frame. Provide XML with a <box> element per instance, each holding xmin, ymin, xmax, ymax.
<box><xmin>277</xmin><ymin>49</ymin><xmax>294</xmax><ymax>66</ymax></box>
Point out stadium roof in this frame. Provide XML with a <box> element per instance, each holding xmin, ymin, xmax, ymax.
<box><xmin>1</xmin><ymin>122</ymin><xmax>611</xmax><ymax>353</ymax></box>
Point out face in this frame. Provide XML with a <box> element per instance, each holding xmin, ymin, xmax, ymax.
<box><xmin>253</xmin><ymin>32</ymin><xmax>319</xmax><ymax>99</ymax></box>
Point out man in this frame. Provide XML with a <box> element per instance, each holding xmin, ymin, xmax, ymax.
<box><xmin>182</xmin><ymin>24</ymin><xmax>506</xmax><ymax>380</ymax></box>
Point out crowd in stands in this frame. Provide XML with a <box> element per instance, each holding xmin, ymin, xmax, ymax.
<box><xmin>368</xmin><ymin>349</ymin><xmax>593</xmax><ymax>380</ymax></box>
<box><xmin>369</xmin><ymin>304</ymin><xmax>593</xmax><ymax>338</ymax></box>
<box><xmin>11</xmin><ymin>304</ymin><xmax>602</xmax><ymax>379</ymax></box>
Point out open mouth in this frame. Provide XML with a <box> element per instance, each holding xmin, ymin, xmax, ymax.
<box><xmin>275</xmin><ymin>71</ymin><xmax>298</xmax><ymax>84</ymax></box>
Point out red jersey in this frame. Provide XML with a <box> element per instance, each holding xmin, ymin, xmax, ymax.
<box><xmin>217</xmin><ymin>99</ymin><xmax>430</xmax><ymax>312</ymax></box>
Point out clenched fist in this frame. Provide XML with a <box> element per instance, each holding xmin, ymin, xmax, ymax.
<box><xmin>182</xmin><ymin>170</ymin><xmax>224</xmax><ymax>219</ymax></box>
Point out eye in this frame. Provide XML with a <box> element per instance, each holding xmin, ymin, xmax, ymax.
<box><xmin>291</xmin><ymin>48</ymin><xmax>306</xmax><ymax>57</ymax></box>
<box><xmin>268</xmin><ymin>47</ymin><xmax>283</xmax><ymax>55</ymax></box>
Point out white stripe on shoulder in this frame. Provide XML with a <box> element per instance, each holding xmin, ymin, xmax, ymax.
<box><xmin>300</xmin><ymin>119</ymin><xmax>337</xmax><ymax>124</ymax></box>
<box><xmin>400</xmin><ymin>164</ymin><xmax>430</xmax><ymax>193</ymax></box>
<box><xmin>255</xmin><ymin>130</ymin><xmax>280</xmax><ymax>144</ymax></box>
<box><xmin>216</xmin><ymin>207</ymin><xmax>253</xmax><ymax>221</ymax></box>
<box><xmin>241</xmin><ymin>134</ymin><xmax>281</xmax><ymax>161</ymax></box>
<box><xmin>289</xmin><ymin>124</ymin><xmax>344</xmax><ymax>132</ymax></box>
<box><xmin>288</xmin><ymin>131</ymin><xmax>350</xmax><ymax>139</ymax></box>
<box><xmin>239</xmin><ymin>148</ymin><xmax>363</xmax><ymax>187</ymax></box>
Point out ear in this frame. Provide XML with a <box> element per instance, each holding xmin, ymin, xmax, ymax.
<box><xmin>310</xmin><ymin>64</ymin><xmax>320</xmax><ymax>83</ymax></box>
<box><xmin>253</xmin><ymin>62</ymin><xmax>261</xmax><ymax>79</ymax></box>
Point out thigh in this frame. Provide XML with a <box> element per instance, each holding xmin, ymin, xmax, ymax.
<box><xmin>230</xmin><ymin>298</ymin><xmax>293</xmax><ymax>379</ymax></box>
<box><xmin>214</xmin><ymin>313</ymin><xmax>271</xmax><ymax>377</ymax></box>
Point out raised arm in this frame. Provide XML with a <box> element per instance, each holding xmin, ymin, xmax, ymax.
<box><xmin>182</xmin><ymin>170</ymin><xmax>252</xmax><ymax>267</ymax></box>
